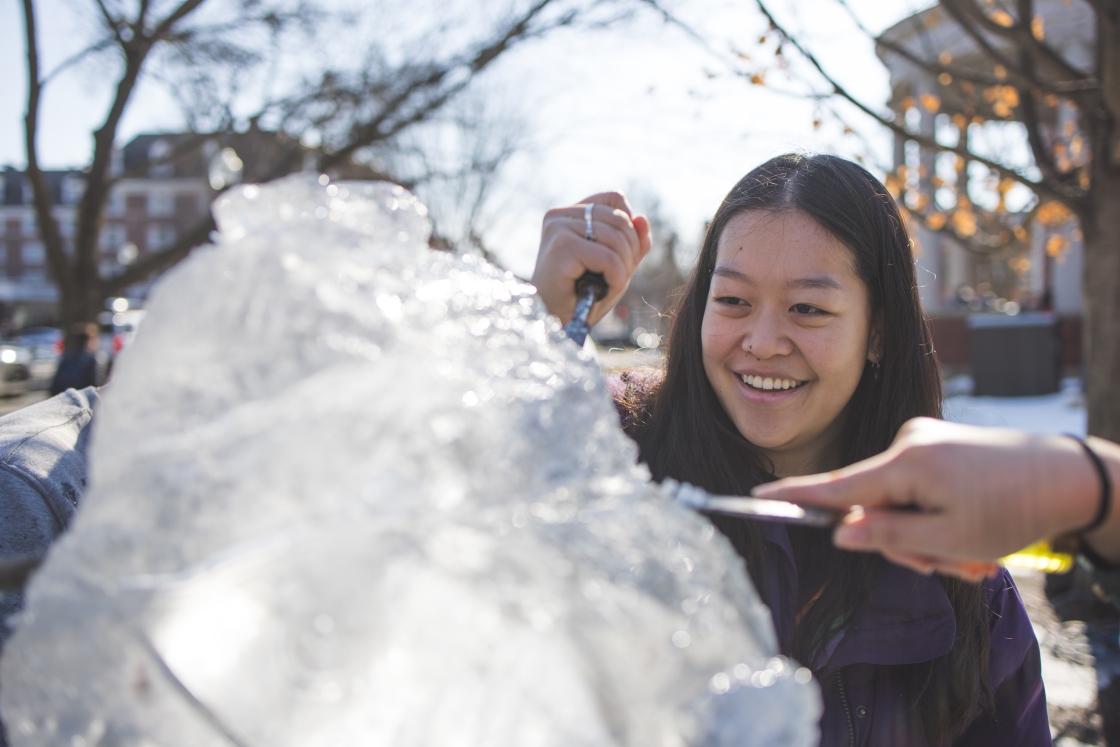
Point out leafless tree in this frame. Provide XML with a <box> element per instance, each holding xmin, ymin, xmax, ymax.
<box><xmin>19</xmin><ymin>0</ymin><xmax>605</xmax><ymax>329</ymax></box>
<box><xmin>381</xmin><ymin>94</ymin><xmax>530</xmax><ymax>261</ymax></box>
<box><xmin>657</xmin><ymin>0</ymin><xmax>1118</xmax><ymax>442</ymax></box>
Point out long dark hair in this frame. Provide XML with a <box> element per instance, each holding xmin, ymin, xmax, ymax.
<box><xmin>624</xmin><ymin>154</ymin><xmax>990</xmax><ymax>742</ymax></box>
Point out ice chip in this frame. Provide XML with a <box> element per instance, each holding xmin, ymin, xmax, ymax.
<box><xmin>0</xmin><ymin>175</ymin><xmax>820</xmax><ymax>746</ymax></box>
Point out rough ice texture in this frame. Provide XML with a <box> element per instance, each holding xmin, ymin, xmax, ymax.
<box><xmin>0</xmin><ymin>176</ymin><xmax>820</xmax><ymax>747</ymax></box>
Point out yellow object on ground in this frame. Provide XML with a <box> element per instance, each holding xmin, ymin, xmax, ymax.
<box><xmin>1001</xmin><ymin>541</ymin><xmax>1076</xmax><ymax>574</ymax></box>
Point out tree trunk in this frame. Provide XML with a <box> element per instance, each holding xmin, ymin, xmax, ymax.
<box><xmin>56</xmin><ymin>279</ymin><xmax>106</xmax><ymax>332</ymax></box>
<box><xmin>1083</xmin><ymin>165</ymin><xmax>1120</xmax><ymax>443</ymax></box>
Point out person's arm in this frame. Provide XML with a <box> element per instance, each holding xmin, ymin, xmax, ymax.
<box><xmin>751</xmin><ymin>417</ymin><xmax>1120</xmax><ymax>582</ymax></box>
<box><xmin>531</xmin><ymin>192</ymin><xmax>651</xmax><ymax>326</ymax></box>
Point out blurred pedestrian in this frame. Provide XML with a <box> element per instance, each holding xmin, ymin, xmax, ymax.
<box><xmin>50</xmin><ymin>323</ymin><xmax>110</xmax><ymax>396</ymax></box>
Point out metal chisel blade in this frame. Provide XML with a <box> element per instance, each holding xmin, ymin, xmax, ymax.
<box><xmin>670</xmin><ymin>482</ymin><xmax>840</xmax><ymax>528</ymax></box>
<box><xmin>696</xmin><ymin>496</ymin><xmax>840</xmax><ymax>527</ymax></box>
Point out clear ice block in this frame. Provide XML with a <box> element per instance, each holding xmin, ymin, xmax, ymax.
<box><xmin>0</xmin><ymin>176</ymin><xmax>820</xmax><ymax>747</ymax></box>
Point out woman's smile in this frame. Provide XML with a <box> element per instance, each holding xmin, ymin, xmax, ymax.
<box><xmin>739</xmin><ymin>373</ymin><xmax>807</xmax><ymax>391</ymax></box>
<box><xmin>735</xmin><ymin>371</ymin><xmax>810</xmax><ymax>406</ymax></box>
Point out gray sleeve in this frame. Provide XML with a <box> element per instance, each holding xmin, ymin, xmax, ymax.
<box><xmin>0</xmin><ymin>388</ymin><xmax>97</xmax><ymax>648</ymax></box>
<box><xmin>0</xmin><ymin>469</ymin><xmax>62</xmax><ymax>645</ymax></box>
<box><xmin>0</xmin><ymin>468</ymin><xmax>64</xmax><ymax>558</ymax></box>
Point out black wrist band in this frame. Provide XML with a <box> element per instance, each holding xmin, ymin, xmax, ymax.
<box><xmin>1068</xmin><ymin>434</ymin><xmax>1113</xmax><ymax>535</ymax></box>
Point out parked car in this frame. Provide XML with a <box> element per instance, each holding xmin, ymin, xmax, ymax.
<box><xmin>16</xmin><ymin>327</ymin><xmax>63</xmax><ymax>391</ymax></box>
<box><xmin>0</xmin><ymin>344</ymin><xmax>32</xmax><ymax>397</ymax></box>
<box><xmin>17</xmin><ymin>326</ymin><xmax>63</xmax><ymax>350</ymax></box>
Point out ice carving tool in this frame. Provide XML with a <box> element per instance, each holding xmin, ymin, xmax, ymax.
<box><xmin>562</xmin><ymin>271</ymin><xmax>608</xmax><ymax>347</ymax></box>
<box><xmin>670</xmin><ymin>482</ymin><xmax>841</xmax><ymax>528</ymax></box>
<box><xmin>673</xmin><ymin>482</ymin><xmax>1076</xmax><ymax>572</ymax></box>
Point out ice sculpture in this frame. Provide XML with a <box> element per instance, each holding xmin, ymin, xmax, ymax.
<box><xmin>0</xmin><ymin>176</ymin><xmax>820</xmax><ymax>747</ymax></box>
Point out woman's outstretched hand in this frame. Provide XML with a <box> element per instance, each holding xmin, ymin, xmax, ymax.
<box><xmin>752</xmin><ymin>417</ymin><xmax>1120</xmax><ymax>582</ymax></box>
<box><xmin>532</xmin><ymin>192</ymin><xmax>652</xmax><ymax>327</ymax></box>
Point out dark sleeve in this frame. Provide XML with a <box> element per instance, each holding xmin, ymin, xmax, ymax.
<box><xmin>1076</xmin><ymin>546</ymin><xmax>1120</xmax><ymax>609</ymax></box>
<box><xmin>1088</xmin><ymin>567</ymin><xmax>1120</xmax><ymax>609</ymax></box>
<box><xmin>81</xmin><ymin>354</ymin><xmax>99</xmax><ymax>389</ymax></box>
<box><xmin>952</xmin><ymin>569</ymin><xmax>1052</xmax><ymax>746</ymax></box>
<box><xmin>48</xmin><ymin>360</ymin><xmax>65</xmax><ymax>397</ymax></box>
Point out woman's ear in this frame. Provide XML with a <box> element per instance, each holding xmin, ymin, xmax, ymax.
<box><xmin>867</xmin><ymin>312</ymin><xmax>884</xmax><ymax>364</ymax></box>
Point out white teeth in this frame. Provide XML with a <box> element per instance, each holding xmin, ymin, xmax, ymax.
<box><xmin>740</xmin><ymin>374</ymin><xmax>803</xmax><ymax>391</ymax></box>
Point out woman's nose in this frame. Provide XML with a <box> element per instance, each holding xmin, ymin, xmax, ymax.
<box><xmin>742</xmin><ymin>311</ymin><xmax>793</xmax><ymax>359</ymax></box>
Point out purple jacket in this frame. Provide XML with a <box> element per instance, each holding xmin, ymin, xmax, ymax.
<box><xmin>756</xmin><ymin>520</ymin><xmax>1051</xmax><ymax>747</ymax></box>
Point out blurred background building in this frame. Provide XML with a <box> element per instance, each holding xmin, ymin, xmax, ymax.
<box><xmin>590</xmin><ymin>203</ymin><xmax>687</xmax><ymax>349</ymax></box>
<box><xmin>0</xmin><ymin>130</ymin><xmax>308</xmax><ymax>329</ymax></box>
<box><xmin>878</xmin><ymin>0</ymin><xmax>1092</xmax><ymax>381</ymax></box>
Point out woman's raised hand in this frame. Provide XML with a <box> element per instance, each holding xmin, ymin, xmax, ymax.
<box><xmin>531</xmin><ymin>192</ymin><xmax>652</xmax><ymax>326</ymax></box>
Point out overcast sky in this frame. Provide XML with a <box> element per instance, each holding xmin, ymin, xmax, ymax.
<box><xmin>0</xmin><ymin>0</ymin><xmax>933</xmax><ymax>276</ymax></box>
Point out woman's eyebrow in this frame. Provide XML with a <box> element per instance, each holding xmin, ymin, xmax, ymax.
<box><xmin>712</xmin><ymin>267</ymin><xmax>751</xmax><ymax>283</ymax></box>
<box><xmin>712</xmin><ymin>268</ymin><xmax>842</xmax><ymax>291</ymax></box>
<box><xmin>787</xmin><ymin>275</ymin><xmax>843</xmax><ymax>291</ymax></box>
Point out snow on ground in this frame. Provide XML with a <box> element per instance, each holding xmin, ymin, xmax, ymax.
<box><xmin>943</xmin><ymin>376</ymin><xmax>1087</xmax><ymax>437</ymax></box>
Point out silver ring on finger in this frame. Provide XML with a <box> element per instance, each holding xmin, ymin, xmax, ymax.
<box><xmin>584</xmin><ymin>203</ymin><xmax>597</xmax><ymax>242</ymax></box>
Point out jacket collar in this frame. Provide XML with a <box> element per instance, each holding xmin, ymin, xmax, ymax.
<box><xmin>757</xmin><ymin>521</ymin><xmax>957</xmax><ymax>674</ymax></box>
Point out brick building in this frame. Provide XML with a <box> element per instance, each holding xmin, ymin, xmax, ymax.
<box><xmin>0</xmin><ymin>130</ymin><xmax>306</xmax><ymax>329</ymax></box>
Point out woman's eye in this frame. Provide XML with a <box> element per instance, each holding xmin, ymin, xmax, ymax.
<box><xmin>715</xmin><ymin>296</ymin><xmax>748</xmax><ymax>307</ymax></box>
<box><xmin>791</xmin><ymin>303</ymin><xmax>823</xmax><ymax>315</ymax></box>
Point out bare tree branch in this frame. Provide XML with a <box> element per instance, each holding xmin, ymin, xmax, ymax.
<box><xmin>1019</xmin><ymin>88</ymin><xmax>1065</xmax><ymax>183</ymax></box>
<box><xmin>905</xmin><ymin>201</ymin><xmax>1035</xmax><ymax>257</ymax></box>
<box><xmin>43</xmin><ymin>37</ymin><xmax>117</xmax><ymax>83</ymax></box>
<box><xmin>942</xmin><ymin>0</ymin><xmax>1090</xmax><ymax>84</ymax></box>
<box><xmin>836</xmin><ymin>0</ymin><xmax>1004</xmax><ymax>89</ymax></box>
<box><xmin>102</xmin><ymin>213</ymin><xmax>216</xmax><ymax>295</ymax></box>
<box><xmin>752</xmin><ymin>0</ymin><xmax>1088</xmax><ymax>212</ymax></box>
<box><xmin>73</xmin><ymin>0</ymin><xmax>210</xmax><ymax>305</ymax></box>
<box><xmin>94</xmin><ymin>0</ymin><xmax>125</xmax><ymax>45</ymax></box>
<box><xmin>636</xmin><ymin>0</ymin><xmax>725</xmax><ymax>54</ymax></box>
<box><xmin>24</xmin><ymin>0</ymin><xmax>602</xmax><ymax>324</ymax></box>
<box><xmin>152</xmin><ymin>0</ymin><xmax>208</xmax><ymax>39</ymax></box>
<box><xmin>873</xmin><ymin>9</ymin><xmax>1095</xmax><ymax>95</ymax></box>
<box><xmin>1011</xmin><ymin>19</ymin><xmax>1083</xmax><ymax>196</ymax></box>
<box><xmin>138</xmin><ymin>0</ymin><xmax>153</xmax><ymax>30</ymax></box>
<box><xmin>319</xmin><ymin>0</ymin><xmax>568</xmax><ymax>170</ymax></box>
<box><xmin>20</xmin><ymin>0</ymin><xmax>75</xmax><ymax>300</ymax></box>
<box><xmin>935</xmin><ymin>0</ymin><xmax>1055</xmax><ymax>92</ymax></box>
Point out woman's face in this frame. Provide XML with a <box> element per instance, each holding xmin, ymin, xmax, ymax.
<box><xmin>701</xmin><ymin>209</ymin><xmax>880</xmax><ymax>477</ymax></box>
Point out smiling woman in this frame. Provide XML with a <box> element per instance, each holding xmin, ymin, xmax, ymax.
<box><xmin>531</xmin><ymin>154</ymin><xmax>1051</xmax><ymax>747</ymax></box>
<box><xmin>702</xmin><ymin>210</ymin><xmax>880</xmax><ymax>478</ymax></box>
